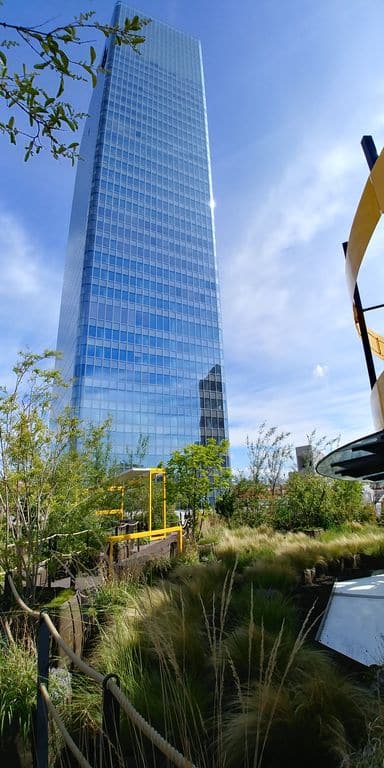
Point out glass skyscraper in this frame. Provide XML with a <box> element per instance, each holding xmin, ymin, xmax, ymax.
<box><xmin>55</xmin><ymin>3</ymin><xmax>228</xmax><ymax>467</ymax></box>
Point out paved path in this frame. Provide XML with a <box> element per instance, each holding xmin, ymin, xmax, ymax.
<box><xmin>51</xmin><ymin>573</ymin><xmax>104</xmax><ymax>591</ymax></box>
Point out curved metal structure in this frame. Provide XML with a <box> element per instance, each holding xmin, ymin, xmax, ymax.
<box><xmin>345</xmin><ymin>147</ymin><xmax>384</xmax><ymax>299</ymax></box>
<box><xmin>345</xmin><ymin>138</ymin><xmax>384</xmax><ymax>430</ymax></box>
<box><xmin>317</xmin><ymin>429</ymin><xmax>384</xmax><ymax>481</ymax></box>
<box><xmin>318</xmin><ymin>136</ymin><xmax>384</xmax><ymax>481</ymax></box>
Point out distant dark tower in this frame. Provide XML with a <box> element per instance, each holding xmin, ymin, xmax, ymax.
<box><xmin>199</xmin><ymin>365</ymin><xmax>227</xmax><ymax>444</ymax></box>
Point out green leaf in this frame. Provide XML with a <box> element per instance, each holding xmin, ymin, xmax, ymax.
<box><xmin>130</xmin><ymin>16</ymin><xmax>141</xmax><ymax>31</ymax></box>
<box><xmin>59</xmin><ymin>50</ymin><xmax>69</xmax><ymax>72</ymax></box>
<box><xmin>24</xmin><ymin>143</ymin><xmax>33</xmax><ymax>161</ymax></box>
<box><xmin>56</xmin><ymin>76</ymin><xmax>64</xmax><ymax>98</ymax></box>
<box><xmin>90</xmin><ymin>46</ymin><xmax>96</xmax><ymax>65</ymax></box>
<box><xmin>46</xmin><ymin>35</ymin><xmax>59</xmax><ymax>54</ymax></box>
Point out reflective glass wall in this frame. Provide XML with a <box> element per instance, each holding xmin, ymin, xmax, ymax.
<box><xmin>55</xmin><ymin>3</ymin><xmax>228</xmax><ymax>466</ymax></box>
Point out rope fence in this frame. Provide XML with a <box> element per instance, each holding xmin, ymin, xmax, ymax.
<box><xmin>4</xmin><ymin>571</ymin><xmax>197</xmax><ymax>768</ymax></box>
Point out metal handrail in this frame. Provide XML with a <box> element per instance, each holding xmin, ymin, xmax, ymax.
<box><xmin>39</xmin><ymin>684</ymin><xmax>93</xmax><ymax>768</ymax></box>
<box><xmin>5</xmin><ymin>572</ymin><xmax>197</xmax><ymax>768</ymax></box>
<box><xmin>3</xmin><ymin>528</ymin><xmax>94</xmax><ymax>550</ymax></box>
<box><xmin>108</xmin><ymin>680</ymin><xmax>195</xmax><ymax>768</ymax></box>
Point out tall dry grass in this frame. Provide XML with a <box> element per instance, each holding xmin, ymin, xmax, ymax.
<box><xmin>215</xmin><ymin>524</ymin><xmax>384</xmax><ymax>576</ymax></box>
<box><xmin>69</xmin><ymin>553</ymin><xmax>375</xmax><ymax>768</ymax></box>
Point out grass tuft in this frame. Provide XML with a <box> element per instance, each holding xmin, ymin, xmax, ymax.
<box><xmin>0</xmin><ymin>638</ymin><xmax>36</xmax><ymax>744</ymax></box>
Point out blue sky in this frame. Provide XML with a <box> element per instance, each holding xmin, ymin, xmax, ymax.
<box><xmin>2</xmin><ymin>0</ymin><xmax>384</xmax><ymax>470</ymax></box>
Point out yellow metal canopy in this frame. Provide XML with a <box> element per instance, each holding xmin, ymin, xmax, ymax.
<box><xmin>114</xmin><ymin>466</ymin><xmax>166</xmax><ymax>484</ymax></box>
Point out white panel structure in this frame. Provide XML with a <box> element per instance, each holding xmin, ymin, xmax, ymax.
<box><xmin>317</xmin><ymin>574</ymin><xmax>384</xmax><ymax>666</ymax></box>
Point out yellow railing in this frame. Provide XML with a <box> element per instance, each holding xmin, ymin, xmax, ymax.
<box><xmin>107</xmin><ymin>525</ymin><xmax>183</xmax><ymax>568</ymax></box>
<box><xmin>96</xmin><ymin>509</ymin><xmax>123</xmax><ymax>516</ymax></box>
<box><xmin>96</xmin><ymin>468</ymin><xmax>167</xmax><ymax>528</ymax></box>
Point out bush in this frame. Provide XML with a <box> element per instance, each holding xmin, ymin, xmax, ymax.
<box><xmin>217</xmin><ymin>478</ymin><xmax>272</xmax><ymax>528</ymax></box>
<box><xmin>222</xmin><ymin>471</ymin><xmax>375</xmax><ymax>533</ymax></box>
<box><xmin>272</xmin><ymin>472</ymin><xmax>374</xmax><ymax>531</ymax></box>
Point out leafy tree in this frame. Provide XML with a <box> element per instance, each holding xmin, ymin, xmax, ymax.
<box><xmin>215</xmin><ymin>487</ymin><xmax>235</xmax><ymax>520</ymax></box>
<box><xmin>167</xmin><ymin>439</ymin><xmax>231</xmax><ymax>536</ymax></box>
<box><xmin>0</xmin><ymin>6</ymin><xmax>149</xmax><ymax>161</ymax></box>
<box><xmin>216</xmin><ymin>425</ymin><xmax>293</xmax><ymax>529</ymax></box>
<box><xmin>0</xmin><ymin>350</ymin><xmax>113</xmax><ymax>599</ymax></box>
<box><xmin>247</xmin><ymin>422</ymin><xmax>293</xmax><ymax>494</ymax></box>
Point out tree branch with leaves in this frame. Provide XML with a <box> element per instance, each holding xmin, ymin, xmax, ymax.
<box><xmin>0</xmin><ymin>350</ymin><xmax>114</xmax><ymax>601</ymax></box>
<box><xmin>247</xmin><ymin>422</ymin><xmax>293</xmax><ymax>493</ymax></box>
<box><xmin>0</xmin><ymin>7</ymin><xmax>149</xmax><ymax>161</ymax></box>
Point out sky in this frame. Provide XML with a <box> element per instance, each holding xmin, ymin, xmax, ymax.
<box><xmin>2</xmin><ymin>0</ymin><xmax>384</xmax><ymax>470</ymax></box>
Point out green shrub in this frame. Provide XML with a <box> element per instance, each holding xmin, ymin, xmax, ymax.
<box><xmin>272</xmin><ymin>473</ymin><xmax>374</xmax><ymax>531</ymax></box>
<box><xmin>217</xmin><ymin>479</ymin><xmax>272</xmax><ymax>528</ymax></box>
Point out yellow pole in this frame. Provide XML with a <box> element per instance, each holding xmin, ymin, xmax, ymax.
<box><xmin>148</xmin><ymin>470</ymin><xmax>152</xmax><ymax>535</ymax></box>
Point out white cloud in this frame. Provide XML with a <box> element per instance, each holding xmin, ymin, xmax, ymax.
<box><xmin>0</xmin><ymin>211</ymin><xmax>61</xmax><ymax>384</ymax></box>
<box><xmin>221</xmin><ymin>139</ymin><xmax>361</xmax><ymax>369</ymax></box>
<box><xmin>313</xmin><ymin>364</ymin><xmax>328</xmax><ymax>379</ymax></box>
<box><xmin>219</xmin><ymin>111</ymin><xmax>384</xmax><ymax>467</ymax></box>
<box><xmin>227</xmin><ymin>376</ymin><xmax>372</xmax><ymax>453</ymax></box>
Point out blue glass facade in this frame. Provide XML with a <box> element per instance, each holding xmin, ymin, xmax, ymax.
<box><xmin>55</xmin><ymin>3</ymin><xmax>228</xmax><ymax>466</ymax></box>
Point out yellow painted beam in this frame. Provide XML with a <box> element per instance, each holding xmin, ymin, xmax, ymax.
<box><xmin>107</xmin><ymin>525</ymin><xmax>183</xmax><ymax>543</ymax></box>
<box><xmin>96</xmin><ymin>509</ymin><xmax>122</xmax><ymax>516</ymax></box>
<box><xmin>346</xmin><ymin>179</ymin><xmax>380</xmax><ymax>297</ymax></box>
<box><xmin>346</xmin><ymin>148</ymin><xmax>384</xmax><ymax>296</ymax></box>
<box><xmin>354</xmin><ymin>310</ymin><xmax>384</xmax><ymax>361</ymax></box>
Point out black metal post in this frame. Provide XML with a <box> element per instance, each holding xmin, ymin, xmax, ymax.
<box><xmin>101</xmin><ymin>673</ymin><xmax>120</xmax><ymax>767</ymax></box>
<box><xmin>32</xmin><ymin>614</ymin><xmax>50</xmax><ymax>768</ymax></box>
<box><xmin>343</xmin><ymin>241</ymin><xmax>377</xmax><ymax>389</ymax></box>
<box><xmin>361</xmin><ymin>135</ymin><xmax>379</xmax><ymax>170</ymax></box>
